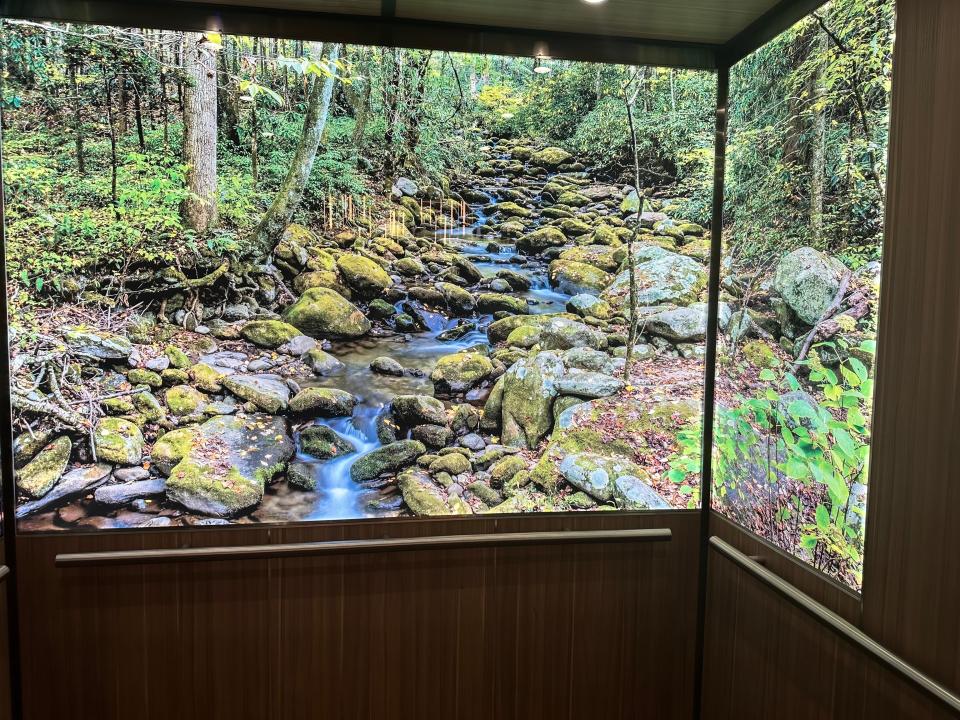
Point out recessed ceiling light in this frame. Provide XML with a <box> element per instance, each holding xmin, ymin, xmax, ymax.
<box><xmin>583</xmin><ymin>0</ymin><xmax>607</xmax><ymax>4</ymax></box>
<box><xmin>533</xmin><ymin>65</ymin><xmax>552</xmax><ymax>74</ymax></box>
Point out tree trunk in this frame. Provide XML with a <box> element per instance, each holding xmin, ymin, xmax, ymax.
<box><xmin>395</xmin><ymin>51</ymin><xmax>432</xmax><ymax>174</ymax></box>
<box><xmin>104</xmin><ymin>71</ymin><xmax>118</xmax><ymax>211</ymax></box>
<box><xmin>217</xmin><ymin>40</ymin><xmax>242</xmax><ymax>146</ymax></box>
<box><xmin>69</xmin><ymin>62</ymin><xmax>85</xmax><ymax>174</ymax></box>
<box><xmin>809</xmin><ymin>22</ymin><xmax>828</xmax><ymax>248</ymax></box>
<box><xmin>180</xmin><ymin>32</ymin><xmax>219</xmax><ymax>233</ymax></box>
<box><xmin>249</xmin><ymin>42</ymin><xmax>341</xmax><ymax>258</ymax></box>
<box><xmin>133</xmin><ymin>81</ymin><xmax>146</xmax><ymax>152</ymax></box>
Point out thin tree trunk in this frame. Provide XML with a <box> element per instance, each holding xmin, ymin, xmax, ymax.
<box><xmin>104</xmin><ymin>71</ymin><xmax>118</xmax><ymax>212</ymax></box>
<box><xmin>623</xmin><ymin>89</ymin><xmax>645</xmax><ymax>375</ymax></box>
<box><xmin>70</xmin><ymin>62</ymin><xmax>85</xmax><ymax>174</ymax></box>
<box><xmin>133</xmin><ymin>81</ymin><xmax>146</xmax><ymax>151</ymax></box>
<box><xmin>250</xmin><ymin>42</ymin><xmax>341</xmax><ymax>258</ymax></box>
<box><xmin>250</xmin><ymin>93</ymin><xmax>259</xmax><ymax>183</ymax></box>
<box><xmin>181</xmin><ymin>32</ymin><xmax>219</xmax><ymax>233</ymax></box>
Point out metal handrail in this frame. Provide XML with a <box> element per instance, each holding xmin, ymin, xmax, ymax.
<box><xmin>55</xmin><ymin>528</ymin><xmax>672</xmax><ymax>567</ymax></box>
<box><xmin>709</xmin><ymin>536</ymin><xmax>960</xmax><ymax>714</ymax></box>
<box><xmin>0</xmin><ymin>565</ymin><xmax>8</xmax><ymax>583</ymax></box>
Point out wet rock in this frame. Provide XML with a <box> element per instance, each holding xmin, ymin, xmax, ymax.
<box><xmin>289</xmin><ymin>387</ymin><xmax>356</xmax><ymax>416</ymax></box>
<box><xmin>437</xmin><ymin>282</ymin><xmax>476</xmax><ymax>316</ymax></box>
<box><xmin>516</xmin><ymin>226</ymin><xmax>567</xmax><ymax>255</ymax></box>
<box><xmin>506</xmin><ymin>325</ymin><xmax>541</xmax><ymax>349</ymax></box>
<box><xmin>283</xmin><ymin>287</ymin><xmax>372</xmax><ymax>339</ymax></box>
<box><xmin>241</xmin><ymin>319</ymin><xmax>301</xmax><ymax>348</ymax></box>
<box><xmin>412</xmin><ymin>424</ymin><xmax>453</xmax><ymax>449</ymax></box>
<box><xmin>188</xmin><ymin>362</ymin><xmax>232</xmax><ymax>393</ymax></box>
<box><xmin>370</xmin><ymin>356</ymin><xmax>404</xmax><ymax>376</ymax></box>
<box><xmin>62</xmin><ymin>327</ymin><xmax>132</xmax><ymax>361</ymax></box>
<box><xmin>166</xmin><ymin>414</ymin><xmax>294</xmax><ymax>517</ymax></box>
<box><xmin>304</xmin><ymin>348</ymin><xmax>344</xmax><ymax>375</ymax></box>
<box><xmin>394</xmin><ymin>257</ymin><xmax>426</xmax><ymax>276</ymax></box>
<box><xmin>300</xmin><ymin>424</ymin><xmax>356</xmax><ymax>458</ymax></box>
<box><xmin>277</xmin><ymin>335</ymin><xmax>318</xmax><ymax>356</ymax></box>
<box><xmin>114</xmin><ymin>466</ymin><xmax>151</xmax><ymax>482</ymax></box>
<box><xmin>774</xmin><ymin>247</ymin><xmax>848</xmax><ymax>325</ymax></box>
<box><xmin>95</xmin><ymin>477</ymin><xmax>166</xmax><ymax>505</ymax></box>
<box><xmin>337</xmin><ymin>254</ymin><xmax>394</xmax><ymax>298</ymax></box>
<box><xmin>500</xmin><ymin>351</ymin><xmax>565</xmax><ymax>449</ymax></box>
<box><xmin>477</xmin><ymin>293</ymin><xmax>529</xmax><ymax>315</ymax></box>
<box><xmin>495</xmin><ymin>269</ymin><xmax>531</xmax><ymax>291</ymax></box>
<box><xmin>223</xmin><ymin>374</ymin><xmax>291</xmax><ymax>414</ymax></box>
<box><xmin>393</xmin><ymin>177</ymin><xmax>419</xmax><ymax>197</ymax></box>
<box><xmin>430</xmin><ymin>351</ymin><xmax>494</xmax><ymax>394</ymax></box>
<box><xmin>351</xmin><ymin>440</ymin><xmax>426</xmax><ymax>481</ymax></box>
<box><xmin>145</xmin><ymin>356</ymin><xmax>171</xmax><ymax>372</ymax></box>
<box><xmin>391</xmin><ymin>394</ymin><xmax>448</xmax><ymax>426</ymax></box>
<box><xmin>16</xmin><ymin>463</ymin><xmax>111</xmax><ymax>518</ymax></box>
<box><xmin>95</xmin><ymin>418</ymin><xmax>144</xmax><ymax>466</ymax></box>
<box><xmin>17</xmin><ymin>436</ymin><xmax>72</xmax><ymax>498</ymax></box>
<box><xmin>467</xmin><ymin>480</ymin><xmax>501</xmax><ymax>506</ymax></box>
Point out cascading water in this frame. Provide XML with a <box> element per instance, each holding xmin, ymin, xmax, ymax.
<box><xmin>262</xmin><ymin>164</ymin><xmax>574</xmax><ymax>522</ymax></box>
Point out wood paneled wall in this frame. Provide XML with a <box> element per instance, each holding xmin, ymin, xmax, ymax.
<box><xmin>702</xmin><ymin>0</ymin><xmax>960</xmax><ymax>717</ymax></box>
<box><xmin>14</xmin><ymin>511</ymin><xmax>699</xmax><ymax>720</ymax></box>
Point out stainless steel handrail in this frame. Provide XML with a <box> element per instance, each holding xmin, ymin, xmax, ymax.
<box><xmin>0</xmin><ymin>565</ymin><xmax>8</xmax><ymax>583</ymax></box>
<box><xmin>55</xmin><ymin>528</ymin><xmax>672</xmax><ymax>567</ymax></box>
<box><xmin>710</xmin><ymin>536</ymin><xmax>960</xmax><ymax>714</ymax></box>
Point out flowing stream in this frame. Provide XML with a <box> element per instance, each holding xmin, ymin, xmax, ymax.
<box><xmin>254</xmin><ymin>184</ymin><xmax>573</xmax><ymax>523</ymax></box>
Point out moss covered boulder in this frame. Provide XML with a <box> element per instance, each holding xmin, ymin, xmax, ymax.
<box><xmin>516</xmin><ymin>226</ymin><xmax>567</xmax><ymax>255</ymax></box>
<box><xmin>128</xmin><ymin>368</ymin><xmax>163</xmax><ymax>389</ymax></box>
<box><xmin>351</xmin><ymin>439</ymin><xmax>426</xmax><ymax>481</ymax></box>
<box><xmin>289</xmin><ymin>387</ymin><xmax>356</xmax><ymax>416</ymax></box>
<box><xmin>94</xmin><ymin>417</ymin><xmax>145</xmax><ymax>466</ymax></box>
<box><xmin>476</xmin><ymin>293</ymin><xmax>529</xmax><ymax>315</ymax></box>
<box><xmin>548</xmin><ymin>260</ymin><xmax>612</xmax><ymax>296</ymax></box>
<box><xmin>283</xmin><ymin>287</ymin><xmax>371</xmax><ymax>339</ymax></box>
<box><xmin>430</xmin><ymin>351</ymin><xmax>494</xmax><ymax>394</ymax></box>
<box><xmin>153</xmin><ymin>426</ymin><xmax>200</xmax><ymax>475</ymax></box>
<box><xmin>165</xmin><ymin>384</ymin><xmax>208</xmax><ymax>416</ymax></box>
<box><xmin>391</xmin><ymin>394</ymin><xmax>448</xmax><ymax>426</ymax></box>
<box><xmin>299</xmin><ymin>424</ymin><xmax>356</xmax><ymax>459</ymax></box>
<box><xmin>17</xmin><ymin>436</ymin><xmax>72</xmax><ymax>498</ymax></box>
<box><xmin>62</xmin><ymin>327</ymin><xmax>132</xmax><ymax>361</ymax></box>
<box><xmin>166</xmin><ymin>414</ymin><xmax>294</xmax><ymax>517</ymax></box>
<box><xmin>241</xmin><ymin>319</ymin><xmax>301</xmax><ymax>348</ymax></box>
<box><xmin>602</xmin><ymin>249</ymin><xmax>706</xmax><ymax>307</ymax></box>
<box><xmin>486</xmin><ymin>312</ymin><xmax>577</xmax><ymax>344</ymax></box>
<box><xmin>539</xmin><ymin>317</ymin><xmax>607</xmax><ymax>351</ymax></box>
<box><xmin>189</xmin><ymin>362</ymin><xmax>232</xmax><ymax>392</ymax></box>
<box><xmin>397</xmin><ymin>469</ymin><xmax>454</xmax><ymax>516</ymax></box>
<box><xmin>531</xmin><ymin>146</ymin><xmax>573</xmax><ymax>168</ymax></box>
<box><xmin>773</xmin><ymin>247</ymin><xmax>848</xmax><ymax>325</ymax></box>
<box><xmin>500</xmin><ymin>351</ymin><xmax>566</xmax><ymax>449</ymax></box>
<box><xmin>336</xmin><ymin>254</ymin><xmax>394</xmax><ymax>298</ymax></box>
<box><xmin>437</xmin><ymin>282</ymin><xmax>476</xmax><ymax>316</ymax></box>
<box><xmin>559</xmin><ymin>244</ymin><xmax>621</xmax><ymax>273</ymax></box>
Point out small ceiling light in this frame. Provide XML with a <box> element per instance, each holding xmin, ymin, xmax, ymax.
<box><xmin>533</xmin><ymin>56</ymin><xmax>552</xmax><ymax>74</ymax></box>
<box><xmin>583</xmin><ymin>0</ymin><xmax>608</xmax><ymax>4</ymax></box>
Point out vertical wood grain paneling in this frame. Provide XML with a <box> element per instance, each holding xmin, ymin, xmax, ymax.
<box><xmin>702</xmin><ymin>1</ymin><xmax>960</xmax><ymax>716</ymax></box>
<box><xmin>15</xmin><ymin>511</ymin><xmax>698</xmax><ymax>720</ymax></box>
<box><xmin>862</xmin><ymin>0</ymin><xmax>960</xmax><ymax>693</ymax></box>
<box><xmin>0</xmin><ymin>544</ymin><xmax>9</xmax><ymax>720</ymax></box>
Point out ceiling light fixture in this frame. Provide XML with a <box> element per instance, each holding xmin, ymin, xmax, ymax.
<box><xmin>533</xmin><ymin>56</ymin><xmax>553</xmax><ymax>74</ymax></box>
<box><xmin>583</xmin><ymin>0</ymin><xmax>608</xmax><ymax>4</ymax></box>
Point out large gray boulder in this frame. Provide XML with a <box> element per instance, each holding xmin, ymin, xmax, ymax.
<box><xmin>603</xmin><ymin>250</ymin><xmax>705</xmax><ymax>307</ymax></box>
<box><xmin>500</xmin><ymin>351</ymin><xmax>566</xmax><ymax>449</ymax></box>
<box><xmin>165</xmin><ymin>414</ymin><xmax>294</xmax><ymax>517</ymax></box>
<box><xmin>351</xmin><ymin>440</ymin><xmax>425</xmax><ymax>481</ymax></box>
<box><xmin>62</xmin><ymin>327</ymin><xmax>133</xmax><ymax>361</ymax></box>
<box><xmin>774</xmin><ymin>247</ymin><xmax>847</xmax><ymax>325</ymax></box>
<box><xmin>222</xmin><ymin>374</ymin><xmax>291</xmax><ymax>413</ymax></box>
